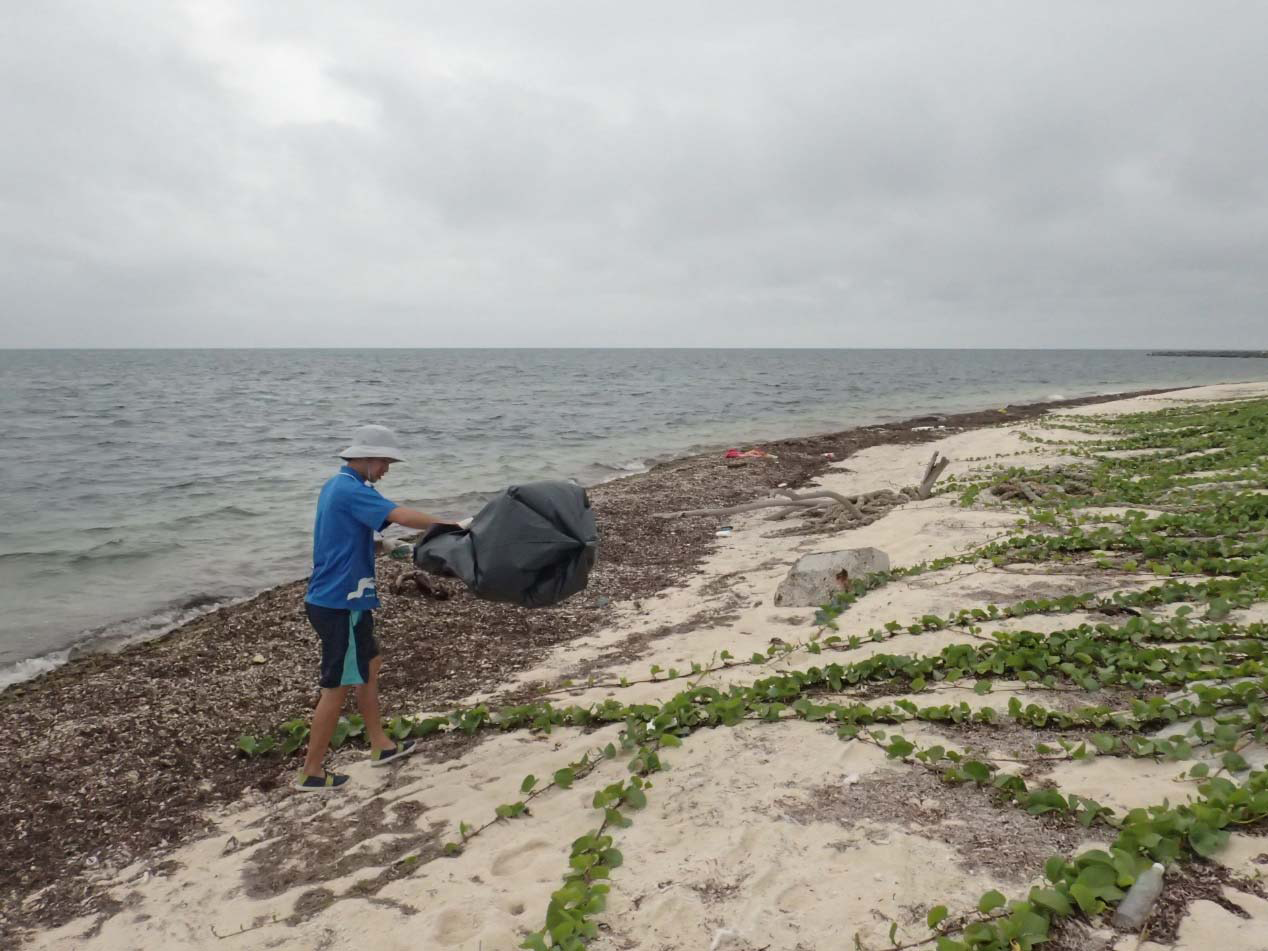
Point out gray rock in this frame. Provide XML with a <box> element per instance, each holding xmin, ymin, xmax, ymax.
<box><xmin>772</xmin><ymin>548</ymin><xmax>890</xmax><ymax>607</ymax></box>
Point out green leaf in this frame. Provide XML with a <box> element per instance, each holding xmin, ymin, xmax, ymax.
<box><xmin>601</xmin><ymin>847</ymin><xmax>623</xmax><ymax>868</ymax></box>
<box><xmin>978</xmin><ymin>889</ymin><xmax>1007</xmax><ymax>914</ymax></box>
<box><xmin>1090</xmin><ymin>733</ymin><xmax>1115</xmax><ymax>754</ymax></box>
<box><xmin>886</xmin><ymin>737</ymin><xmax>915</xmax><ymax>758</ymax></box>
<box><xmin>963</xmin><ymin>761</ymin><xmax>991</xmax><ymax>783</ymax></box>
<box><xmin>411</xmin><ymin>717</ymin><xmax>445</xmax><ymax>737</ymax></box>
<box><xmin>624</xmin><ymin>785</ymin><xmax>648</xmax><ymax>809</ymax></box>
<box><xmin>1189</xmin><ymin>822</ymin><xmax>1230</xmax><ymax>858</ymax></box>
<box><xmin>1069</xmin><ymin>882</ymin><xmax>1102</xmax><ymax>915</ymax></box>
<box><xmin>1044</xmin><ymin>857</ymin><xmax>1067</xmax><ymax>883</ymax></box>
<box><xmin>604</xmin><ymin>808</ymin><xmax>632</xmax><ymax>828</ymax></box>
<box><xmin>520</xmin><ymin>774</ymin><xmax>537</xmax><ymax>794</ymax></box>
<box><xmin>1206</xmin><ymin>597</ymin><xmax>1232</xmax><ymax>620</ymax></box>
<box><xmin>1075</xmin><ymin>864</ymin><xmax>1117</xmax><ymax>891</ymax></box>
<box><xmin>1009</xmin><ymin>908</ymin><xmax>1049</xmax><ymax>942</ymax></box>
<box><xmin>1222</xmin><ymin>751</ymin><xmax>1250</xmax><ymax>773</ymax></box>
<box><xmin>554</xmin><ymin>768</ymin><xmax>575</xmax><ymax>789</ymax></box>
<box><xmin>330</xmin><ymin>719</ymin><xmax>350</xmax><ymax>748</ymax></box>
<box><xmin>1030</xmin><ymin>888</ymin><xmax>1072</xmax><ymax>916</ymax></box>
<box><xmin>550</xmin><ymin>919</ymin><xmax>575</xmax><ymax>944</ymax></box>
<box><xmin>926</xmin><ymin>905</ymin><xmax>949</xmax><ymax>929</ymax></box>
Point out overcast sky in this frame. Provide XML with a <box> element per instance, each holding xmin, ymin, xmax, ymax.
<box><xmin>2</xmin><ymin>2</ymin><xmax>1266</xmax><ymax>348</ymax></box>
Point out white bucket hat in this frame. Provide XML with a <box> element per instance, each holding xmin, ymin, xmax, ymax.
<box><xmin>339</xmin><ymin>424</ymin><xmax>406</xmax><ymax>462</ymax></box>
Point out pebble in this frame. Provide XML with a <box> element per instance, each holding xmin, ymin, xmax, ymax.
<box><xmin>251</xmin><ymin>654</ymin><xmax>266</xmax><ymax>664</ymax></box>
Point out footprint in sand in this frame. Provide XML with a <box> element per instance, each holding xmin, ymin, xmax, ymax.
<box><xmin>776</xmin><ymin>881</ymin><xmax>818</xmax><ymax>913</ymax></box>
<box><xmin>433</xmin><ymin>908</ymin><xmax>481</xmax><ymax>945</ymax></box>
<box><xmin>491</xmin><ymin>839</ymin><xmax>551</xmax><ymax>877</ymax></box>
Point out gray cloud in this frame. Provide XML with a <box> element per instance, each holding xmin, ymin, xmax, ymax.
<box><xmin>2</xmin><ymin>1</ymin><xmax>1266</xmax><ymax>347</ymax></box>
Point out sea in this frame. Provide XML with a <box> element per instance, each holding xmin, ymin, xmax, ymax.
<box><xmin>1</xmin><ymin>348</ymin><xmax>1264</xmax><ymax>687</ymax></box>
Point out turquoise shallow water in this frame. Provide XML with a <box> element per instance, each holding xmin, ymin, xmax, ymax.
<box><xmin>1</xmin><ymin>347</ymin><xmax>1263</xmax><ymax>682</ymax></box>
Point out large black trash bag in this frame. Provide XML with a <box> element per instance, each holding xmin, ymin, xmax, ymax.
<box><xmin>413</xmin><ymin>480</ymin><xmax>599</xmax><ymax>608</ymax></box>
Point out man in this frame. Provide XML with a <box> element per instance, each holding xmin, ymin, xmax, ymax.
<box><xmin>297</xmin><ymin>424</ymin><xmax>456</xmax><ymax>791</ymax></box>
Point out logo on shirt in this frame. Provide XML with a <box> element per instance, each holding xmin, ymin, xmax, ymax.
<box><xmin>347</xmin><ymin>577</ymin><xmax>376</xmax><ymax>600</ymax></box>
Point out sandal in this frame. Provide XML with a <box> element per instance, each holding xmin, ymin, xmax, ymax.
<box><xmin>369</xmin><ymin>739</ymin><xmax>419</xmax><ymax>767</ymax></box>
<box><xmin>294</xmin><ymin>769</ymin><xmax>350</xmax><ymax>792</ymax></box>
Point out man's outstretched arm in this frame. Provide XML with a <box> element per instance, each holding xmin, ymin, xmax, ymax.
<box><xmin>386</xmin><ymin>507</ymin><xmax>459</xmax><ymax>531</ymax></box>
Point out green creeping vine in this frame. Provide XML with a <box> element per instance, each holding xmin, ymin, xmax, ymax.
<box><xmin>241</xmin><ymin>396</ymin><xmax>1268</xmax><ymax>949</ymax></box>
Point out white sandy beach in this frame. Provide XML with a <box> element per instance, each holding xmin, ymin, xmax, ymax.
<box><xmin>24</xmin><ymin>381</ymin><xmax>1268</xmax><ymax>951</ymax></box>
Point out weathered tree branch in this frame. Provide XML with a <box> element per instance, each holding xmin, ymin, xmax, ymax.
<box><xmin>654</xmin><ymin>452</ymin><xmax>952</xmax><ymax>523</ymax></box>
<box><xmin>1019</xmin><ymin>482</ymin><xmax>1044</xmax><ymax>503</ymax></box>
<box><xmin>652</xmin><ymin>498</ymin><xmax>821</xmax><ymax>519</ymax></box>
<box><xmin>916</xmin><ymin>452</ymin><xmax>951</xmax><ymax>499</ymax></box>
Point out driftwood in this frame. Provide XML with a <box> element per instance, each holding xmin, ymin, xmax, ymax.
<box><xmin>650</xmin><ymin>497</ymin><xmax>825</xmax><ymax>519</ymax></box>
<box><xmin>390</xmin><ymin>571</ymin><xmax>451</xmax><ymax>600</ymax></box>
<box><xmin>979</xmin><ymin>466</ymin><xmax>1094</xmax><ymax>505</ymax></box>
<box><xmin>653</xmin><ymin>452</ymin><xmax>952</xmax><ymax>528</ymax></box>
<box><xmin>1019</xmin><ymin>482</ymin><xmax>1044</xmax><ymax>503</ymax></box>
<box><xmin>917</xmin><ymin>452</ymin><xmax>951</xmax><ymax>499</ymax></box>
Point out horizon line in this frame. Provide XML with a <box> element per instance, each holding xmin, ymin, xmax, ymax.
<box><xmin>5</xmin><ymin>345</ymin><xmax>1266</xmax><ymax>353</ymax></box>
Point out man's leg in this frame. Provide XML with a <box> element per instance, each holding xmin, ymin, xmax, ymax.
<box><xmin>303</xmin><ymin>686</ymin><xmax>350</xmax><ymax>778</ymax></box>
<box><xmin>356</xmin><ymin>655</ymin><xmax>395</xmax><ymax>752</ymax></box>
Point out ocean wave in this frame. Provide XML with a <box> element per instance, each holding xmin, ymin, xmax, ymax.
<box><xmin>0</xmin><ymin>650</ymin><xmax>70</xmax><ymax>691</ymax></box>
<box><xmin>175</xmin><ymin>592</ymin><xmax>227</xmax><ymax>612</ymax></box>
<box><xmin>183</xmin><ymin>504</ymin><xmax>261</xmax><ymax>525</ymax></box>
<box><xmin>0</xmin><ymin>540</ymin><xmax>179</xmax><ymax>568</ymax></box>
<box><xmin>0</xmin><ymin>591</ymin><xmax>246</xmax><ymax>691</ymax></box>
<box><xmin>588</xmin><ymin>459</ymin><xmax>649</xmax><ymax>474</ymax></box>
<box><xmin>71</xmin><ymin>546</ymin><xmax>166</xmax><ymax>567</ymax></box>
<box><xmin>0</xmin><ymin>549</ymin><xmax>66</xmax><ymax>565</ymax></box>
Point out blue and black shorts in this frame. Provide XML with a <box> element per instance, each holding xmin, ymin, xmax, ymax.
<box><xmin>305</xmin><ymin>603</ymin><xmax>380</xmax><ymax>688</ymax></box>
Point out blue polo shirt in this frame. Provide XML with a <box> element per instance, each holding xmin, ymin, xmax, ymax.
<box><xmin>305</xmin><ymin>466</ymin><xmax>399</xmax><ymax>611</ymax></box>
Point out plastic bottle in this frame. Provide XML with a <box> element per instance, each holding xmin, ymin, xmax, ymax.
<box><xmin>1112</xmin><ymin>862</ymin><xmax>1165</xmax><ymax>930</ymax></box>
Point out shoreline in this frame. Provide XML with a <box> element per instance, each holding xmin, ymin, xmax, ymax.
<box><xmin>0</xmin><ymin>381</ymin><xmax>1231</xmax><ymax>940</ymax></box>
<box><xmin>0</xmin><ymin>381</ymin><xmax>1217</xmax><ymax>691</ymax></box>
